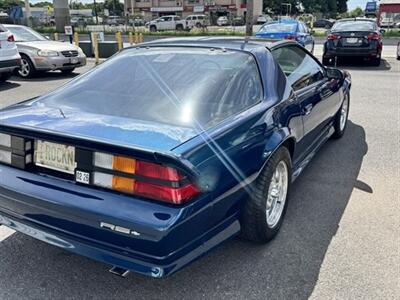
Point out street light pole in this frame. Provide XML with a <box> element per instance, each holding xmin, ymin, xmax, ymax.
<box><xmin>245</xmin><ymin>0</ymin><xmax>253</xmax><ymax>36</ymax></box>
<box><xmin>24</xmin><ymin>0</ymin><xmax>32</xmax><ymax>27</ymax></box>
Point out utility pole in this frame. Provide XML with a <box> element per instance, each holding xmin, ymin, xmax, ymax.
<box><xmin>246</xmin><ymin>0</ymin><xmax>253</xmax><ymax>36</ymax></box>
<box><xmin>24</xmin><ymin>0</ymin><xmax>31</xmax><ymax>27</ymax></box>
<box><xmin>94</xmin><ymin>0</ymin><xmax>99</xmax><ymax>24</ymax></box>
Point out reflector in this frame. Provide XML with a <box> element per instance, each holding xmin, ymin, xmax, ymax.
<box><xmin>0</xmin><ymin>133</ymin><xmax>11</xmax><ymax>148</ymax></box>
<box><xmin>0</xmin><ymin>149</ymin><xmax>12</xmax><ymax>164</ymax></box>
<box><xmin>93</xmin><ymin>152</ymin><xmax>113</xmax><ymax>169</ymax></box>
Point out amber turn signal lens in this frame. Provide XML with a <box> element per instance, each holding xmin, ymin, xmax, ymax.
<box><xmin>112</xmin><ymin>176</ymin><xmax>135</xmax><ymax>193</ymax></box>
<box><xmin>113</xmin><ymin>156</ymin><xmax>136</xmax><ymax>174</ymax></box>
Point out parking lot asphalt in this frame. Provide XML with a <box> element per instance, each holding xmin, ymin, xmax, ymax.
<box><xmin>0</xmin><ymin>54</ymin><xmax>399</xmax><ymax>299</ymax></box>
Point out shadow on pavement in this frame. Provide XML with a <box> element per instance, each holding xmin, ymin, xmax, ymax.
<box><xmin>0</xmin><ymin>82</ymin><xmax>20</xmax><ymax>92</ymax></box>
<box><xmin>0</xmin><ymin>121</ymin><xmax>368</xmax><ymax>300</ymax></box>
<box><xmin>11</xmin><ymin>71</ymin><xmax>78</xmax><ymax>83</ymax></box>
<box><xmin>335</xmin><ymin>58</ymin><xmax>391</xmax><ymax>71</ymax></box>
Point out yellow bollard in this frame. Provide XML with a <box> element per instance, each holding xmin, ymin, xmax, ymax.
<box><xmin>134</xmin><ymin>32</ymin><xmax>138</xmax><ymax>44</ymax></box>
<box><xmin>92</xmin><ymin>33</ymin><xmax>99</xmax><ymax>65</ymax></box>
<box><xmin>73</xmin><ymin>32</ymin><xmax>79</xmax><ymax>47</ymax></box>
<box><xmin>139</xmin><ymin>33</ymin><xmax>143</xmax><ymax>43</ymax></box>
<box><xmin>128</xmin><ymin>32</ymin><xmax>133</xmax><ymax>45</ymax></box>
<box><xmin>116</xmin><ymin>32</ymin><xmax>123</xmax><ymax>50</ymax></box>
<box><xmin>54</xmin><ymin>32</ymin><xmax>59</xmax><ymax>41</ymax></box>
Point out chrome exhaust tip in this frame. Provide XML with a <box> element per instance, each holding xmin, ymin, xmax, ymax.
<box><xmin>109</xmin><ymin>266</ymin><xmax>130</xmax><ymax>278</ymax></box>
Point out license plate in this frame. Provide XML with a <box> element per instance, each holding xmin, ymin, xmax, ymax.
<box><xmin>70</xmin><ymin>57</ymin><xmax>78</xmax><ymax>64</ymax></box>
<box><xmin>34</xmin><ymin>140</ymin><xmax>76</xmax><ymax>174</ymax></box>
<box><xmin>346</xmin><ymin>38</ymin><xmax>358</xmax><ymax>44</ymax></box>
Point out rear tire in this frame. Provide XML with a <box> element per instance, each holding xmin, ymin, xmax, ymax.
<box><xmin>150</xmin><ymin>25</ymin><xmax>156</xmax><ymax>32</ymax></box>
<box><xmin>176</xmin><ymin>24</ymin><xmax>184</xmax><ymax>31</ymax></box>
<box><xmin>241</xmin><ymin>147</ymin><xmax>292</xmax><ymax>243</ymax></box>
<box><xmin>0</xmin><ymin>72</ymin><xmax>12</xmax><ymax>83</ymax></box>
<box><xmin>322</xmin><ymin>55</ymin><xmax>332</xmax><ymax>66</ymax></box>
<box><xmin>332</xmin><ymin>93</ymin><xmax>350</xmax><ymax>139</ymax></box>
<box><xmin>371</xmin><ymin>56</ymin><xmax>381</xmax><ymax>66</ymax></box>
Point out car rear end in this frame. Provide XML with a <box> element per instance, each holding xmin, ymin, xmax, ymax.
<box><xmin>0</xmin><ymin>24</ymin><xmax>20</xmax><ymax>81</ymax></box>
<box><xmin>0</xmin><ymin>45</ymin><xmax>262</xmax><ymax>277</ymax></box>
<box><xmin>324</xmin><ymin>20</ymin><xmax>382</xmax><ymax>61</ymax></box>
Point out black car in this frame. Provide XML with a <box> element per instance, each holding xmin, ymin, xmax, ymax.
<box><xmin>323</xmin><ymin>18</ymin><xmax>383</xmax><ymax>66</ymax></box>
<box><xmin>314</xmin><ymin>19</ymin><xmax>333</xmax><ymax>29</ymax></box>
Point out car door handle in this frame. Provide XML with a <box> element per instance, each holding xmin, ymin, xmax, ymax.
<box><xmin>303</xmin><ymin>104</ymin><xmax>313</xmax><ymax>115</ymax></box>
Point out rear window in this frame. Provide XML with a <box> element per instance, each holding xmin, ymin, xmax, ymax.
<box><xmin>35</xmin><ymin>47</ymin><xmax>263</xmax><ymax>128</ymax></box>
<box><xmin>259</xmin><ymin>23</ymin><xmax>297</xmax><ymax>33</ymax></box>
<box><xmin>332</xmin><ymin>21</ymin><xmax>376</xmax><ymax>32</ymax></box>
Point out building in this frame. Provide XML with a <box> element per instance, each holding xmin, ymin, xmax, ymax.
<box><xmin>125</xmin><ymin>0</ymin><xmax>262</xmax><ymax>21</ymax></box>
<box><xmin>378</xmin><ymin>0</ymin><xmax>400</xmax><ymax>27</ymax></box>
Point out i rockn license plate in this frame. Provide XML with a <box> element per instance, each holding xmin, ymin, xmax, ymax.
<box><xmin>34</xmin><ymin>140</ymin><xmax>76</xmax><ymax>174</ymax></box>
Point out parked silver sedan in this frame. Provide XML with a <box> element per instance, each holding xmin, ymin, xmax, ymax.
<box><xmin>4</xmin><ymin>25</ymin><xmax>86</xmax><ymax>78</ymax></box>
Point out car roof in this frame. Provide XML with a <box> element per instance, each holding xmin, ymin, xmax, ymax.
<box><xmin>136</xmin><ymin>36</ymin><xmax>296</xmax><ymax>53</ymax></box>
<box><xmin>267</xmin><ymin>19</ymin><xmax>298</xmax><ymax>24</ymax></box>
<box><xmin>336</xmin><ymin>18</ymin><xmax>376</xmax><ymax>23</ymax></box>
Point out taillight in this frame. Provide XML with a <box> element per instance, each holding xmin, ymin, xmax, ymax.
<box><xmin>92</xmin><ymin>152</ymin><xmax>199</xmax><ymax>204</ymax></box>
<box><xmin>7</xmin><ymin>35</ymin><xmax>15</xmax><ymax>42</ymax></box>
<box><xmin>327</xmin><ymin>33</ymin><xmax>340</xmax><ymax>40</ymax></box>
<box><xmin>0</xmin><ymin>133</ymin><xmax>32</xmax><ymax>168</ymax></box>
<box><xmin>367</xmin><ymin>33</ymin><xmax>380</xmax><ymax>40</ymax></box>
<box><xmin>284</xmin><ymin>35</ymin><xmax>296</xmax><ymax>40</ymax></box>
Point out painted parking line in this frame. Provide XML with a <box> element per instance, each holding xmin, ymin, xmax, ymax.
<box><xmin>0</xmin><ymin>226</ymin><xmax>15</xmax><ymax>242</ymax></box>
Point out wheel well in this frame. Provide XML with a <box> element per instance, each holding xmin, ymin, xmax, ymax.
<box><xmin>281</xmin><ymin>138</ymin><xmax>295</xmax><ymax>158</ymax></box>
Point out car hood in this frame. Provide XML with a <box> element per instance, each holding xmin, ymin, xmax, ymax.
<box><xmin>16</xmin><ymin>40</ymin><xmax>79</xmax><ymax>51</ymax></box>
<box><xmin>0</xmin><ymin>103</ymin><xmax>199</xmax><ymax>152</ymax></box>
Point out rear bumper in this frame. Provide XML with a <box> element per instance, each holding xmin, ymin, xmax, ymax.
<box><xmin>0</xmin><ymin>164</ymin><xmax>240</xmax><ymax>277</ymax></box>
<box><xmin>324</xmin><ymin>46</ymin><xmax>381</xmax><ymax>58</ymax></box>
<box><xmin>0</xmin><ymin>58</ymin><xmax>21</xmax><ymax>73</ymax></box>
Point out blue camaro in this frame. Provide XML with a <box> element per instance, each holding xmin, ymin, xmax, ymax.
<box><xmin>256</xmin><ymin>20</ymin><xmax>315</xmax><ymax>53</ymax></box>
<box><xmin>0</xmin><ymin>37</ymin><xmax>351</xmax><ymax>278</ymax></box>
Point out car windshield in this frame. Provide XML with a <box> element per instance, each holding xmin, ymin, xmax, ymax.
<box><xmin>259</xmin><ymin>23</ymin><xmax>297</xmax><ymax>33</ymax></box>
<box><xmin>35</xmin><ymin>47</ymin><xmax>263</xmax><ymax>128</ymax></box>
<box><xmin>6</xmin><ymin>26</ymin><xmax>46</xmax><ymax>42</ymax></box>
<box><xmin>332</xmin><ymin>21</ymin><xmax>375</xmax><ymax>32</ymax></box>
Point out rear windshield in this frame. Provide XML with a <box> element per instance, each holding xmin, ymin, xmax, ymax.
<box><xmin>259</xmin><ymin>23</ymin><xmax>297</xmax><ymax>33</ymax></box>
<box><xmin>332</xmin><ymin>21</ymin><xmax>376</xmax><ymax>32</ymax></box>
<box><xmin>36</xmin><ymin>47</ymin><xmax>263</xmax><ymax>128</ymax></box>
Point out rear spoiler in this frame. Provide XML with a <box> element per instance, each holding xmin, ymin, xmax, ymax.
<box><xmin>0</xmin><ymin>124</ymin><xmax>200</xmax><ymax>179</ymax></box>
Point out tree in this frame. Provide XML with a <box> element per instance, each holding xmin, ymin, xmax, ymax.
<box><xmin>0</xmin><ymin>0</ymin><xmax>24</xmax><ymax>10</ymax></box>
<box><xmin>31</xmin><ymin>1</ymin><xmax>52</xmax><ymax>8</ymax></box>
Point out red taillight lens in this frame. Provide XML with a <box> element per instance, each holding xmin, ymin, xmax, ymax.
<box><xmin>284</xmin><ymin>35</ymin><xmax>296</xmax><ymax>40</ymax></box>
<box><xmin>136</xmin><ymin>160</ymin><xmax>183</xmax><ymax>181</ymax></box>
<box><xmin>327</xmin><ymin>34</ymin><xmax>340</xmax><ymax>40</ymax></box>
<box><xmin>7</xmin><ymin>35</ymin><xmax>15</xmax><ymax>42</ymax></box>
<box><xmin>135</xmin><ymin>181</ymin><xmax>199</xmax><ymax>204</ymax></box>
<box><xmin>367</xmin><ymin>33</ymin><xmax>380</xmax><ymax>40</ymax></box>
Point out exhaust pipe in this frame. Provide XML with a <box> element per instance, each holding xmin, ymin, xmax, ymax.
<box><xmin>109</xmin><ymin>266</ymin><xmax>130</xmax><ymax>278</ymax></box>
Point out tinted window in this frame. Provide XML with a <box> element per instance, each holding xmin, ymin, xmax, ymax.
<box><xmin>272</xmin><ymin>46</ymin><xmax>325</xmax><ymax>91</ymax></box>
<box><xmin>332</xmin><ymin>21</ymin><xmax>376</xmax><ymax>32</ymax></box>
<box><xmin>36</xmin><ymin>48</ymin><xmax>263</xmax><ymax>128</ymax></box>
<box><xmin>259</xmin><ymin>23</ymin><xmax>297</xmax><ymax>33</ymax></box>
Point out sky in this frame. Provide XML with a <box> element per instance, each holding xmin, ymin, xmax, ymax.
<box><xmin>29</xmin><ymin>0</ymin><xmax>370</xmax><ymax>11</ymax></box>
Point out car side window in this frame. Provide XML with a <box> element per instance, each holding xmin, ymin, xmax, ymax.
<box><xmin>272</xmin><ymin>46</ymin><xmax>325</xmax><ymax>91</ymax></box>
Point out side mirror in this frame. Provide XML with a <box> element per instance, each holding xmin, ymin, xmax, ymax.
<box><xmin>326</xmin><ymin>67</ymin><xmax>344</xmax><ymax>80</ymax></box>
<box><xmin>380</xmin><ymin>29</ymin><xmax>386</xmax><ymax>34</ymax></box>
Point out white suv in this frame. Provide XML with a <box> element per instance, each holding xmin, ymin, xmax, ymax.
<box><xmin>185</xmin><ymin>15</ymin><xmax>206</xmax><ymax>29</ymax></box>
<box><xmin>0</xmin><ymin>24</ymin><xmax>20</xmax><ymax>82</ymax></box>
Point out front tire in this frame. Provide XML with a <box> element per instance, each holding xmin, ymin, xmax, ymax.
<box><xmin>18</xmin><ymin>54</ymin><xmax>36</xmax><ymax>78</ymax></box>
<box><xmin>241</xmin><ymin>147</ymin><xmax>292</xmax><ymax>243</ymax></box>
<box><xmin>149</xmin><ymin>25</ymin><xmax>156</xmax><ymax>32</ymax></box>
<box><xmin>332</xmin><ymin>93</ymin><xmax>350</xmax><ymax>139</ymax></box>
